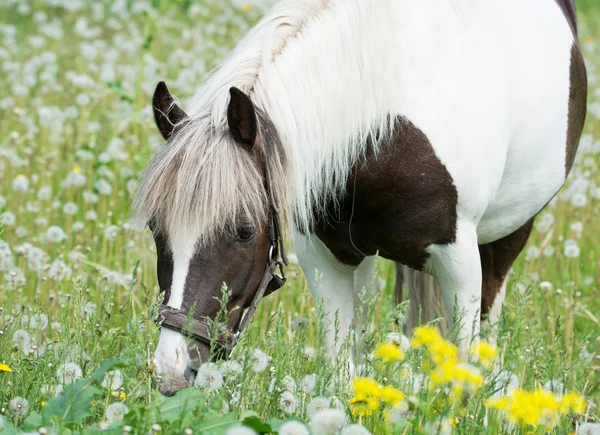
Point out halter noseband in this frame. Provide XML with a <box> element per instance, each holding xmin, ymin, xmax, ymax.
<box><xmin>154</xmin><ymin>207</ymin><xmax>288</xmax><ymax>356</ymax></box>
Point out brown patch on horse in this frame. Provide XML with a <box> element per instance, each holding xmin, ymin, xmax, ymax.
<box><xmin>314</xmin><ymin>116</ymin><xmax>458</xmax><ymax>270</ymax></box>
<box><xmin>565</xmin><ymin>43</ymin><xmax>587</xmax><ymax>175</ymax></box>
<box><xmin>479</xmin><ymin>218</ymin><xmax>534</xmax><ymax>318</ymax></box>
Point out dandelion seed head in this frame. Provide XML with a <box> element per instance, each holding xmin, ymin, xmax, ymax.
<box><xmin>12</xmin><ymin>329</ymin><xmax>32</xmax><ymax>355</ymax></box>
<box><xmin>307</xmin><ymin>397</ymin><xmax>330</xmax><ymax>419</ymax></box>
<box><xmin>9</xmin><ymin>396</ymin><xmax>29</xmax><ymax>416</ymax></box>
<box><xmin>46</xmin><ymin>226</ymin><xmax>66</xmax><ymax>243</ymax></box>
<box><xmin>225</xmin><ymin>426</ymin><xmax>258</xmax><ymax>435</ymax></box>
<box><xmin>250</xmin><ymin>349</ymin><xmax>269</xmax><ymax>373</ymax></box>
<box><xmin>279</xmin><ymin>391</ymin><xmax>298</xmax><ymax>414</ymax></box>
<box><xmin>279</xmin><ymin>421</ymin><xmax>309</xmax><ymax>435</ymax></box>
<box><xmin>105</xmin><ymin>402</ymin><xmax>128</xmax><ymax>423</ymax></box>
<box><xmin>56</xmin><ymin>362</ymin><xmax>82</xmax><ymax>384</ymax></box>
<box><xmin>193</xmin><ymin>363</ymin><xmax>224</xmax><ymax>392</ymax></box>
<box><xmin>300</xmin><ymin>374</ymin><xmax>317</xmax><ymax>394</ymax></box>
<box><xmin>341</xmin><ymin>425</ymin><xmax>372</xmax><ymax>435</ymax></box>
<box><xmin>309</xmin><ymin>409</ymin><xmax>347</xmax><ymax>435</ymax></box>
<box><xmin>102</xmin><ymin>369</ymin><xmax>123</xmax><ymax>390</ymax></box>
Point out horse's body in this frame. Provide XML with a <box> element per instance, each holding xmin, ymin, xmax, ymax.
<box><xmin>134</xmin><ymin>0</ymin><xmax>586</xmax><ymax>394</ymax></box>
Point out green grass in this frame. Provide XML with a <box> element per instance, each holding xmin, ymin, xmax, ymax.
<box><xmin>0</xmin><ymin>1</ymin><xmax>599</xmax><ymax>434</ymax></box>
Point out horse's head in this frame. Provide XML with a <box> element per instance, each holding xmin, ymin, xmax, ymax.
<box><xmin>142</xmin><ymin>82</ymin><xmax>286</xmax><ymax>395</ymax></box>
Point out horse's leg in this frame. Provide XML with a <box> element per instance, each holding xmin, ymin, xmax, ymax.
<box><xmin>293</xmin><ymin>230</ymin><xmax>356</xmax><ymax>355</ymax></box>
<box><xmin>429</xmin><ymin>221</ymin><xmax>482</xmax><ymax>349</ymax></box>
<box><xmin>479</xmin><ymin>218</ymin><xmax>535</xmax><ymax>339</ymax></box>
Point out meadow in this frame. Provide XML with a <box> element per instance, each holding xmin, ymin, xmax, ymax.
<box><xmin>0</xmin><ymin>0</ymin><xmax>599</xmax><ymax>433</ymax></box>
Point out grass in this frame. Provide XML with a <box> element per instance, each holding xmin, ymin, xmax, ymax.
<box><xmin>0</xmin><ymin>0</ymin><xmax>599</xmax><ymax>434</ymax></box>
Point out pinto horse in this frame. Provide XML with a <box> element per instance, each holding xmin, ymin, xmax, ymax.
<box><xmin>133</xmin><ymin>0</ymin><xmax>586</xmax><ymax>394</ymax></box>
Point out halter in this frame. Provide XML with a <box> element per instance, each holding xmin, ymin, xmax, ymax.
<box><xmin>154</xmin><ymin>207</ymin><xmax>288</xmax><ymax>356</ymax></box>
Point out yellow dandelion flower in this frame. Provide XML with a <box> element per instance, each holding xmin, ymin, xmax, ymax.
<box><xmin>428</xmin><ymin>338</ymin><xmax>459</xmax><ymax>365</ymax></box>
<box><xmin>41</xmin><ymin>401</ymin><xmax>45</xmax><ymax>407</ymax></box>
<box><xmin>380</xmin><ymin>386</ymin><xmax>406</xmax><ymax>405</ymax></box>
<box><xmin>485</xmin><ymin>388</ymin><xmax>563</xmax><ymax>430</ymax></box>
<box><xmin>73</xmin><ymin>166</ymin><xmax>81</xmax><ymax>173</ymax></box>
<box><xmin>559</xmin><ymin>391</ymin><xmax>586</xmax><ymax>415</ymax></box>
<box><xmin>411</xmin><ymin>325</ymin><xmax>441</xmax><ymax>348</ymax></box>
<box><xmin>349</xmin><ymin>395</ymin><xmax>379</xmax><ymax>417</ymax></box>
<box><xmin>111</xmin><ymin>391</ymin><xmax>119</xmax><ymax>397</ymax></box>
<box><xmin>0</xmin><ymin>363</ymin><xmax>12</xmax><ymax>372</ymax></box>
<box><xmin>119</xmin><ymin>392</ymin><xmax>127</xmax><ymax>400</ymax></box>
<box><xmin>353</xmin><ymin>377</ymin><xmax>382</xmax><ymax>398</ymax></box>
<box><xmin>469</xmin><ymin>341</ymin><xmax>497</xmax><ymax>369</ymax></box>
<box><xmin>374</xmin><ymin>342</ymin><xmax>405</xmax><ymax>363</ymax></box>
<box><xmin>16</xmin><ymin>173</ymin><xmax>26</xmax><ymax>178</ymax></box>
<box><xmin>241</xmin><ymin>3</ymin><xmax>252</xmax><ymax>12</ymax></box>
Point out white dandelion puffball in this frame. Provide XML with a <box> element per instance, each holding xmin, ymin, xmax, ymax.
<box><xmin>578</xmin><ymin>423</ymin><xmax>600</xmax><ymax>435</ymax></box>
<box><xmin>282</xmin><ymin>375</ymin><xmax>297</xmax><ymax>393</ymax></box>
<box><xmin>307</xmin><ymin>397</ymin><xmax>331</xmax><ymax>419</ymax></box>
<box><xmin>250</xmin><ymin>348</ymin><xmax>269</xmax><ymax>373</ymax></box>
<box><xmin>300</xmin><ymin>374</ymin><xmax>317</xmax><ymax>394</ymax></box>
<box><xmin>2</xmin><ymin>211</ymin><xmax>16</xmax><ymax>226</ymax></box>
<box><xmin>46</xmin><ymin>226</ymin><xmax>66</xmax><ymax>243</ymax></box>
<box><xmin>488</xmin><ymin>370</ymin><xmax>520</xmax><ymax>399</ymax></box>
<box><xmin>385</xmin><ymin>332</ymin><xmax>411</xmax><ymax>353</ymax></box>
<box><xmin>543</xmin><ymin>379</ymin><xmax>565</xmax><ymax>399</ymax></box>
<box><xmin>29</xmin><ymin>313</ymin><xmax>49</xmax><ymax>331</ymax></box>
<box><xmin>102</xmin><ymin>369</ymin><xmax>123</xmax><ymax>390</ymax></box>
<box><xmin>62</xmin><ymin>202</ymin><xmax>78</xmax><ymax>215</ymax></box>
<box><xmin>193</xmin><ymin>364</ymin><xmax>224</xmax><ymax>392</ymax></box>
<box><xmin>105</xmin><ymin>402</ymin><xmax>129</xmax><ymax>423</ymax></box>
<box><xmin>424</xmin><ymin>419</ymin><xmax>452</xmax><ymax>435</ymax></box>
<box><xmin>279</xmin><ymin>391</ymin><xmax>298</xmax><ymax>414</ymax></box>
<box><xmin>225</xmin><ymin>426</ymin><xmax>258</xmax><ymax>435</ymax></box>
<box><xmin>220</xmin><ymin>360</ymin><xmax>243</xmax><ymax>380</ymax></box>
<box><xmin>341</xmin><ymin>425</ymin><xmax>372</xmax><ymax>435</ymax></box>
<box><xmin>56</xmin><ymin>362</ymin><xmax>83</xmax><ymax>384</ymax></box>
<box><xmin>9</xmin><ymin>396</ymin><xmax>29</xmax><ymax>416</ymax></box>
<box><xmin>303</xmin><ymin>346</ymin><xmax>316</xmax><ymax>360</ymax></box>
<box><xmin>12</xmin><ymin>175</ymin><xmax>29</xmax><ymax>192</ymax></box>
<box><xmin>309</xmin><ymin>409</ymin><xmax>347</xmax><ymax>435</ymax></box>
<box><xmin>12</xmin><ymin>329</ymin><xmax>32</xmax><ymax>355</ymax></box>
<box><xmin>564</xmin><ymin>239</ymin><xmax>581</xmax><ymax>258</ymax></box>
<box><xmin>279</xmin><ymin>421</ymin><xmax>310</xmax><ymax>435</ymax></box>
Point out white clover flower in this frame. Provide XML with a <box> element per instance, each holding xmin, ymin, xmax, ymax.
<box><xmin>95</xmin><ymin>179</ymin><xmax>112</xmax><ymax>196</ymax></box>
<box><xmin>279</xmin><ymin>391</ymin><xmax>298</xmax><ymax>414</ymax></box>
<box><xmin>2</xmin><ymin>211</ymin><xmax>16</xmax><ymax>226</ymax></box>
<box><xmin>250</xmin><ymin>349</ymin><xmax>269</xmax><ymax>373</ymax></box>
<box><xmin>105</xmin><ymin>402</ymin><xmax>128</xmax><ymax>423</ymax></box>
<box><xmin>220</xmin><ymin>360</ymin><xmax>243</xmax><ymax>380</ymax></box>
<box><xmin>193</xmin><ymin>364</ymin><xmax>224</xmax><ymax>392</ymax></box>
<box><xmin>29</xmin><ymin>313</ymin><xmax>49</xmax><ymax>330</ymax></box>
<box><xmin>12</xmin><ymin>175</ymin><xmax>29</xmax><ymax>193</ymax></box>
<box><xmin>564</xmin><ymin>239</ymin><xmax>581</xmax><ymax>258</ymax></box>
<box><xmin>12</xmin><ymin>329</ymin><xmax>32</xmax><ymax>355</ymax></box>
<box><xmin>37</xmin><ymin>186</ymin><xmax>52</xmax><ymax>200</ymax></box>
<box><xmin>341</xmin><ymin>425</ymin><xmax>372</xmax><ymax>435</ymax></box>
<box><xmin>307</xmin><ymin>397</ymin><xmax>330</xmax><ymax>419</ymax></box>
<box><xmin>300</xmin><ymin>374</ymin><xmax>317</xmax><ymax>394</ymax></box>
<box><xmin>46</xmin><ymin>226</ymin><xmax>66</xmax><ymax>243</ymax></box>
<box><xmin>279</xmin><ymin>421</ymin><xmax>309</xmax><ymax>435</ymax></box>
<box><xmin>225</xmin><ymin>426</ymin><xmax>257</xmax><ymax>435</ymax></box>
<box><xmin>63</xmin><ymin>202</ymin><xmax>78</xmax><ymax>215</ymax></box>
<box><xmin>102</xmin><ymin>369</ymin><xmax>123</xmax><ymax>390</ymax></box>
<box><xmin>9</xmin><ymin>396</ymin><xmax>29</xmax><ymax>416</ymax></box>
<box><xmin>56</xmin><ymin>362</ymin><xmax>83</xmax><ymax>384</ymax></box>
<box><xmin>309</xmin><ymin>409</ymin><xmax>347</xmax><ymax>435</ymax></box>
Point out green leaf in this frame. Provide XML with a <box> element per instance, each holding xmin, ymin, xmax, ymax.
<box><xmin>195</xmin><ymin>412</ymin><xmax>239</xmax><ymax>434</ymax></box>
<box><xmin>90</xmin><ymin>358</ymin><xmax>126</xmax><ymax>385</ymax></box>
<box><xmin>21</xmin><ymin>411</ymin><xmax>43</xmax><ymax>431</ymax></box>
<box><xmin>155</xmin><ymin>387</ymin><xmax>208</xmax><ymax>424</ymax></box>
<box><xmin>241</xmin><ymin>416</ymin><xmax>272</xmax><ymax>434</ymax></box>
<box><xmin>266</xmin><ymin>418</ymin><xmax>307</xmax><ymax>432</ymax></box>
<box><xmin>0</xmin><ymin>416</ymin><xmax>19</xmax><ymax>435</ymax></box>
<box><xmin>41</xmin><ymin>378</ymin><xmax>102</xmax><ymax>427</ymax></box>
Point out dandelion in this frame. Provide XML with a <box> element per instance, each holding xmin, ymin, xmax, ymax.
<box><xmin>37</xmin><ymin>186</ymin><xmax>52</xmax><ymax>200</ymax></box>
<box><xmin>282</xmin><ymin>375</ymin><xmax>297</xmax><ymax>393</ymax></box>
<box><xmin>104</xmin><ymin>225</ymin><xmax>119</xmax><ymax>240</ymax></box>
<box><xmin>12</xmin><ymin>174</ymin><xmax>29</xmax><ymax>192</ymax></box>
<box><xmin>85</xmin><ymin>210</ymin><xmax>98</xmax><ymax>221</ymax></box>
<box><xmin>571</xmin><ymin>193</ymin><xmax>588</xmax><ymax>207</ymax></box>
<box><xmin>300</xmin><ymin>374</ymin><xmax>317</xmax><ymax>394</ymax></box>
<box><xmin>340</xmin><ymin>425</ymin><xmax>372</xmax><ymax>435</ymax></box>
<box><xmin>0</xmin><ymin>363</ymin><xmax>12</xmax><ymax>372</ymax></box>
<box><xmin>2</xmin><ymin>211</ymin><xmax>16</xmax><ymax>226</ymax></box>
<box><xmin>9</xmin><ymin>397</ymin><xmax>29</xmax><ymax>416</ymax></box>
<box><xmin>410</xmin><ymin>325</ymin><xmax>442</xmax><ymax>348</ymax></box>
<box><xmin>15</xmin><ymin>226</ymin><xmax>27</xmax><ymax>238</ymax></box>
<box><xmin>105</xmin><ymin>402</ymin><xmax>128</xmax><ymax>423</ymax></box>
<box><xmin>307</xmin><ymin>397</ymin><xmax>331</xmax><ymax>419</ymax></box>
<box><xmin>225</xmin><ymin>427</ymin><xmax>257</xmax><ymax>435</ymax></box>
<box><xmin>279</xmin><ymin>421</ymin><xmax>309</xmax><ymax>435</ymax></box>
<box><xmin>12</xmin><ymin>329</ymin><xmax>32</xmax><ymax>356</ymax></box>
<box><xmin>292</xmin><ymin>316</ymin><xmax>309</xmax><ymax>330</ymax></box>
<box><xmin>303</xmin><ymin>346</ymin><xmax>316</xmax><ymax>360</ymax></box>
<box><xmin>193</xmin><ymin>364</ymin><xmax>224</xmax><ymax>392</ymax></box>
<box><xmin>220</xmin><ymin>360</ymin><xmax>243</xmax><ymax>380</ymax></box>
<box><xmin>424</xmin><ymin>419</ymin><xmax>452</xmax><ymax>435</ymax></box>
<box><xmin>564</xmin><ymin>239</ymin><xmax>581</xmax><ymax>258</ymax></box>
<box><xmin>95</xmin><ymin>179</ymin><xmax>112</xmax><ymax>196</ymax></box>
<box><xmin>250</xmin><ymin>348</ymin><xmax>269</xmax><ymax>373</ymax></box>
<box><xmin>29</xmin><ymin>313</ymin><xmax>49</xmax><ymax>331</ymax></box>
<box><xmin>379</xmin><ymin>386</ymin><xmax>406</xmax><ymax>405</ymax></box>
<box><xmin>373</xmin><ymin>342</ymin><xmax>405</xmax><ymax>362</ymax></box>
<box><xmin>578</xmin><ymin>423</ymin><xmax>600</xmax><ymax>435</ymax></box>
<box><xmin>279</xmin><ymin>391</ymin><xmax>298</xmax><ymax>414</ymax></box>
<box><xmin>46</xmin><ymin>226</ymin><xmax>66</xmax><ymax>243</ymax></box>
<box><xmin>469</xmin><ymin>341</ymin><xmax>497</xmax><ymax>369</ymax></box>
<box><xmin>309</xmin><ymin>409</ymin><xmax>347</xmax><ymax>435</ymax></box>
<box><xmin>102</xmin><ymin>369</ymin><xmax>123</xmax><ymax>390</ymax></box>
<box><xmin>56</xmin><ymin>362</ymin><xmax>82</xmax><ymax>384</ymax></box>
<box><xmin>63</xmin><ymin>202</ymin><xmax>78</xmax><ymax>215</ymax></box>
<box><xmin>543</xmin><ymin>379</ymin><xmax>565</xmax><ymax>399</ymax></box>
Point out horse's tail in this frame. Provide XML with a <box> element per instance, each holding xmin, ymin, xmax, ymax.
<box><xmin>394</xmin><ymin>264</ymin><xmax>447</xmax><ymax>335</ymax></box>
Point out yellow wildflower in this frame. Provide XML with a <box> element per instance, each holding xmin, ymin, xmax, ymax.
<box><xmin>41</xmin><ymin>401</ymin><xmax>45</xmax><ymax>407</ymax></box>
<box><xmin>469</xmin><ymin>341</ymin><xmax>497</xmax><ymax>369</ymax></box>
<box><xmin>411</xmin><ymin>325</ymin><xmax>442</xmax><ymax>348</ymax></box>
<box><xmin>380</xmin><ymin>386</ymin><xmax>406</xmax><ymax>405</ymax></box>
<box><xmin>374</xmin><ymin>342</ymin><xmax>405</xmax><ymax>363</ymax></box>
<box><xmin>349</xmin><ymin>395</ymin><xmax>379</xmax><ymax>416</ymax></box>
<box><xmin>353</xmin><ymin>377</ymin><xmax>382</xmax><ymax>398</ymax></box>
<box><xmin>119</xmin><ymin>392</ymin><xmax>127</xmax><ymax>400</ymax></box>
<box><xmin>241</xmin><ymin>3</ymin><xmax>252</xmax><ymax>12</ymax></box>
<box><xmin>73</xmin><ymin>166</ymin><xmax>81</xmax><ymax>173</ymax></box>
<box><xmin>428</xmin><ymin>338</ymin><xmax>459</xmax><ymax>365</ymax></box>
<box><xmin>0</xmin><ymin>363</ymin><xmax>12</xmax><ymax>372</ymax></box>
<box><xmin>559</xmin><ymin>391</ymin><xmax>586</xmax><ymax>414</ymax></box>
<box><xmin>111</xmin><ymin>391</ymin><xmax>119</xmax><ymax>397</ymax></box>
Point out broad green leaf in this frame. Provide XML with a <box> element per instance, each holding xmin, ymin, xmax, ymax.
<box><xmin>156</xmin><ymin>387</ymin><xmax>207</xmax><ymax>424</ymax></box>
<box><xmin>90</xmin><ymin>358</ymin><xmax>126</xmax><ymax>385</ymax></box>
<box><xmin>196</xmin><ymin>412</ymin><xmax>239</xmax><ymax>435</ymax></box>
<box><xmin>21</xmin><ymin>411</ymin><xmax>43</xmax><ymax>431</ymax></box>
<box><xmin>0</xmin><ymin>415</ymin><xmax>19</xmax><ymax>435</ymax></box>
<box><xmin>241</xmin><ymin>416</ymin><xmax>272</xmax><ymax>434</ymax></box>
<box><xmin>41</xmin><ymin>378</ymin><xmax>102</xmax><ymax>427</ymax></box>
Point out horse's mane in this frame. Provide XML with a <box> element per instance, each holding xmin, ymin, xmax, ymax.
<box><xmin>134</xmin><ymin>0</ymin><xmax>399</xmax><ymax>241</ymax></box>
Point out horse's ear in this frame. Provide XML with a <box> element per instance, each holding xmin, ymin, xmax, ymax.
<box><xmin>227</xmin><ymin>87</ymin><xmax>257</xmax><ymax>151</ymax></box>
<box><xmin>152</xmin><ymin>81</ymin><xmax>188</xmax><ymax>140</ymax></box>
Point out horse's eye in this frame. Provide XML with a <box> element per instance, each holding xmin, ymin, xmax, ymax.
<box><xmin>234</xmin><ymin>226</ymin><xmax>255</xmax><ymax>243</ymax></box>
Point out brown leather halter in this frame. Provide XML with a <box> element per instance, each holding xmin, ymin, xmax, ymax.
<box><xmin>154</xmin><ymin>207</ymin><xmax>288</xmax><ymax>356</ymax></box>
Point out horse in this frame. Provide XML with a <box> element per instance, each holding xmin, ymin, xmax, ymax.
<box><xmin>132</xmin><ymin>0</ymin><xmax>587</xmax><ymax>395</ymax></box>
